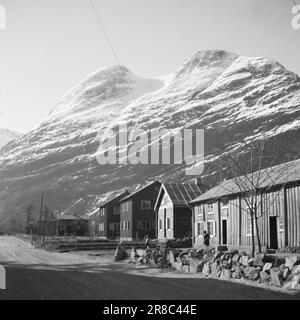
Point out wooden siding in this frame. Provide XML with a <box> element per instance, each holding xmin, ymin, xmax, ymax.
<box><xmin>286</xmin><ymin>184</ymin><xmax>300</xmax><ymax>246</ymax></box>
<box><xmin>192</xmin><ymin>182</ymin><xmax>300</xmax><ymax>249</ymax></box>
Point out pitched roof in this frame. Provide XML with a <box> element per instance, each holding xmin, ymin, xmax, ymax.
<box><xmin>99</xmin><ymin>190</ymin><xmax>130</xmax><ymax>209</ymax></box>
<box><xmin>154</xmin><ymin>183</ymin><xmax>203</xmax><ymax>210</ymax></box>
<box><xmin>120</xmin><ymin>181</ymin><xmax>160</xmax><ymax>202</ymax></box>
<box><xmin>57</xmin><ymin>215</ymin><xmax>90</xmax><ymax>221</ymax></box>
<box><xmin>190</xmin><ymin>159</ymin><xmax>300</xmax><ymax>204</ymax></box>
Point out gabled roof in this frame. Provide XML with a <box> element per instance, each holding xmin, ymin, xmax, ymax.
<box><xmin>120</xmin><ymin>181</ymin><xmax>161</xmax><ymax>202</ymax></box>
<box><xmin>190</xmin><ymin>159</ymin><xmax>300</xmax><ymax>204</ymax></box>
<box><xmin>57</xmin><ymin>214</ymin><xmax>90</xmax><ymax>221</ymax></box>
<box><xmin>154</xmin><ymin>183</ymin><xmax>203</xmax><ymax>210</ymax></box>
<box><xmin>99</xmin><ymin>190</ymin><xmax>130</xmax><ymax>209</ymax></box>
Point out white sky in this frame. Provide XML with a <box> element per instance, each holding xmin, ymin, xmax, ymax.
<box><xmin>0</xmin><ymin>0</ymin><xmax>299</xmax><ymax>133</ymax></box>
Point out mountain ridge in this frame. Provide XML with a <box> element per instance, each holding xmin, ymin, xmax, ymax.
<box><xmin>0</xmin><ymin>49</ymin><xmax>299</xmax><ymax>229</ymax></box>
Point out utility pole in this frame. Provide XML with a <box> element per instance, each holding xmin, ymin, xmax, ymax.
<box><xmin>38</xmin><ymin>192</ymin><xmax>44</xmax><ymax>241</ymax></box>
<box><xmin>42</xmin><ymin>206</ymin><xmax>49</xmax><ymax>243</ymax></box>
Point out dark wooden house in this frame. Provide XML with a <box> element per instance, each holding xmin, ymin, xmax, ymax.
<box><xmin>190</xmin><ymin>159</ymin><xmax>300</xmax><ymax>251</ymax></box>
<box><xmin>40</xmin><ymin>214</ymin><xmax>90</xmax><ymax>237</ymax></box>
<box><xmin>154</xmin><ymin>183</ymin><xmax>203</xmax><ymax>240</ymax></box>
<box><xmin>97</xmin><ymin>190</ymin><xmax>130</xmax><ymax>239</ymax></box>
<box><xmin>119</xmin><ymin>181</ymin><xmax>161</xmax><ymax>241</ymax></box>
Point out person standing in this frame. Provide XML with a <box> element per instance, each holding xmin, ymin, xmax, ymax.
<box><xmin>203</xmin><ymin>231</ymin><xmax>210</xmax><ymax>247</ymax></box>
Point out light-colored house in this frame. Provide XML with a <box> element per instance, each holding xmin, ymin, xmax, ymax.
<box><xmin>190</xmin><ymin>159</ymin><xmax>300</xmax><ymax>251</ymax></box>
<box><xmin>154</xmin><ymin>183</ymin><xmax>203</xmax><ymax>240</ymax></box>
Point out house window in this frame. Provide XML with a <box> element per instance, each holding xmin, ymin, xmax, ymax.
<box><xmin>121</xmin><ymin>221</ymin><xmax>130</xmax><ymax>231</ymax></box>
<box><xmin>121</xmin><ymin>202</ymin><xmax>129</xmax><ymax>212</ymax></box>
<box><xmin>221</xmin><ymin>207</ymin><xmax>228</xmax><ymax>219</ymax></box>
<box><xmin>100</xmin><ymin>208</ymin><xmax>105</xmax><ymax>216</ymax></box>
<box><xmin>196</xmin><ymin>206</ymin><xmax>204</xmax><ymax>222</ymax></box>
<box><xmin>159</xmin><ymin>219</ymin><xmax>163</xmax><ymax>231</ymax></box>
<box><xmin>167</xmin><ymin>217</ymin><xmax>172</xmax><ymax>230</ymax></box>
<box><xmin>138</xmin><ymin>220</ymin><xmax>152</xmax><ymax>230</ymax></box>
<box><xmin>115</xmin><ymin>223</ymin><xmax>120</xmax><ymax>231</ymax></box>
<box><xmin>207</xmin><ymin>212</ymin><xmax>215</xmax><ymax>221</ymax></box>
<box><xmin>197</xmin><ymin>222</ymin><xmax>204</xmax><ymax>237</ymax></box>
<box><xmin>99</xmin><ymin>223</ymin><xmax>104</xmax><ymax>232</ymax></box>
<box><xmin>113</xmin><ymin>207</ymin><xmax>120</xmax><ymax>215</ymax></box>
<box><xmin>207</xmin><ymin>203</ymin><xmax>213</xmax><ymax>212</ymax></box>
<box><xmin>207</xmin><ymin>220</ymin><xmax>215</xmax><ymax>237</ymax></box>
<box><xmin>141</xmin><ymin>200</ymin><xmax>151</xmax><ymax>210</ymax></box>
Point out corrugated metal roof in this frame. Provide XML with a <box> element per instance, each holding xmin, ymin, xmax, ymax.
<box><xmin>159</xmin><ymin>183</ymin><xmax>203</xmax><ymax>207</ymax></box>
<box><xmin>120</xmin><ymin>181</ymin><xmax>161</xmax><ymax>202</ymax></box>
<box><xmin>191</xmin><ymin>159</ymin><xmax>300</xmax><ymax>204</ymax></box>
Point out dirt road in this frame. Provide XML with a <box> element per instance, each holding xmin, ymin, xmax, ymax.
<box><xmin>0</xmin><ymin>236</ymin><xmax>299</xmax><ymax>300</ymax></box>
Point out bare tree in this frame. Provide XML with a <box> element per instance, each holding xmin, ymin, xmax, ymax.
<box><xmin>211</xmin><ymin>136</ymin><xmax>296</xmax><ymax>257</ymax></box>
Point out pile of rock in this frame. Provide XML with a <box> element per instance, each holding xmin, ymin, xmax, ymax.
<box><xmin>169</xmin><ymin>247</ymin><xmax>300</xmax><ymax>291</ymax></box>
<box><xmin>127</xmin><ymin>245</ymin><xmax>300</xmax><ymax>291</ymax></box>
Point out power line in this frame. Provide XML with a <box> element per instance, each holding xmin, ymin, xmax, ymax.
<box><xmin>88</xmin><ymin>0</ymin><xmax>136</xmax><ymax>101</ymax></box>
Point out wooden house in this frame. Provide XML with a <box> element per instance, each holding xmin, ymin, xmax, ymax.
<box><xmin>154</xmin><ymin>183</ymin><xmax>203</xmax><ymax>240</ymax></box>
<box><xmin>97</xmin><ymin>190</ymin><xmax>130</xmax><ymax>239</ymax></box>
<box><xmin>39</xmin><ymin>214</ymin><xmax>90</xmax><ymax>237</ymax></box>
<box><xmin>190</xmin><ymin>159</ymin><xmax>300</xmax><ymax>251</ymax></box>
<box><xmin>119</xmin><ymin>181</ymin><xmax>161</xmax><ymax>241</ymax></box>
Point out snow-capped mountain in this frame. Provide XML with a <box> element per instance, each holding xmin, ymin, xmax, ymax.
<box><xmin>0</xmin><ymin>129</ymin><xmax>19</xmax><ymax>150</ymax></box>
<box><xmin>0</xmin><ymin>50</ymin><xmax>299</xmax><ymax>226</ymax></box>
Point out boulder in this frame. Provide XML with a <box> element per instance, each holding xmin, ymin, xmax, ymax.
<box><xmin>292</xmin><ymin>265</ymin><xmax>300</xmax><ymax>275</ymax></box>
<box><xmin>213</xmin><ymin>251</ymin><xmax>223</xmax><ymax>262</ymax></box>
<box><xmin>243</xmin><ymin>267</ymin><xmax>260</xmax><ymax>281</ymax></box>
<box><xmin>260</xmin><ymin>271</ymin><xmax>271</xmax><ymax>283</ymax></box>
<box><xmin>217</xmin><ymin>246</ymin><xmax>228</xmax><ymax>252</ymax></box>
<box><xmin>232</xmin><ymin>254</ymin><xmax>240</xmax><ymax>263</ymax></box>
<box><xmin>189</xmin><ymin>260</ymin><xmax>201</xmax><ymax>273</ymax></box>
<box><xmin>285</xmin><ymin>256</ymin><xmax>299</xmax><ymax>270</ymax></box>
<box><xmin>253</xmin><ymin>254</ymin><xmax>264</xmax><ymax>267</ymax></box>
<box><xmin>282</xmin><ymin>268</ymin><xmax>290</xmax><ymax>280</ymax></box>
<box><xmin>232</xmin><ymin>266</ymin><xmax>242</xmax><ymax>279</ymax></box>
<box><xmin>129</xmin><ymin>247</ymin><xmax>138</xmax><ymax>263</ymax></box>
<box><xmin>263</xmin><ymin>262</ymin><xmax>273</xmax><ymax>272</ymax></box>
<box><xmin>182</xmin><ymin>265</ymin><xmax>190</xmax><ymax>273</ymax></box>
<box><xmin>113</xmin><ymin>243</ymin><xmax>128</xmax><ymax>262</ymax></box>
<box><xmin>229</xmin><ymin>249</ymin><xmax>239</xmax><ymax>255</ymax></box>
<box><xmin>172</xmin><ymin>261</ymin><xmax>183</xmax><ymax>271</ymax></box>
<box><xmin>283</xmin><ymin>274</ymin><xmax>300</xmax><ymax>291</ymax></box>
<box><xmin>248</xmin><ymin>258</ymin><xmax>255</xmax><ymax>266</ymax></box>
<box><xmin>240</xmin><ymin>255</ymin><xmax>249</xmax><ymax>267</ymax></box>
<box><xmin>270</xmin><ymin>268</ymin><xmax>283</xmax><ymax>287</ymax></box>
<box><xmin>168</xmin><ymin>250</ymin><xmax>175</xmax><ymax>264</ymax></box>
<box><xmin>220</xmin><ymin>269</ymin><xmax>231</xmax><ymax>280</ymax></box>
<box><xmin>211</xmin><ymin>262</ymin><xmax>220</xmax><ymax>277</ymax></box>
<box><xmin>202</xmin><ymin>263</ymin><xmax>211</xmax><ymax>277</ymax></box>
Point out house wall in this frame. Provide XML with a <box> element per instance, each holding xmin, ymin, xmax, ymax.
<box><xmin>285</xmin><ymin>183</ymin><xmax>300</xmax><ymax>247</ymax></box>
<box><xmin>192</xmin><ymin>182</ymin><xmax>300</xmax><ymax>250</ymax></box>
<box><xmin>174</xmin><ymin>207</ymin><xmax>192</xmax><ymax>239</ymax></box>
<box><xmin>120</xmin><ymin>199</ymin><xmax>133</xmax><ymax>241</ymax></box>
<box><xmin>120</xmin><ymin>182</ymin><xmax>161</xmax><ymax>241</ymax></box>
<box><xmin>106</xmin><ymin>200</ymin><xmax>121</xmax><ymax>239</ymax></box>
<box><xmin>157</xmin><ymin>192</ymin><xmax>174</xmax><ymax>240</ymax></box>
<box><xmin>99</xmin><ymin>206</ymin><xmax>108</xmax><ymax>239</ymax></box>
<box><xmin>193</xmin><ymin>202</ymin><xmax>218</xmax><ymax>247</ymax></box>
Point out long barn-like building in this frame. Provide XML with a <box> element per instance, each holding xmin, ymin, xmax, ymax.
<box><xmin>190</xmin><ymin>159</ymin><xmax>300</xmax><ymax>251</ymax></box>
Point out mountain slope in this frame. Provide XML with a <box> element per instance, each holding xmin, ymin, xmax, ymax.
<box><xmin>0</xmin><ymin>50</ymin><xmax>299</xmax><ymax>228</ymax></box>
<box><xmin>0</xmin><ymin>129</ymin><xmax>19</xmax><ymax>150</ymax></box>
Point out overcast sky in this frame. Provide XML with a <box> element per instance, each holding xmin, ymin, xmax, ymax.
<box><xmin>0</xmin><ymin>0</ymin><xmax>299</xmax><ymax>133</ymax></box>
